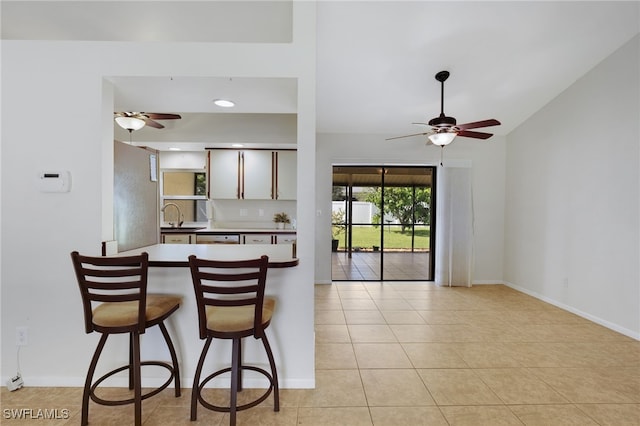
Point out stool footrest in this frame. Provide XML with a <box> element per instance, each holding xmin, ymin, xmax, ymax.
<box><xmin>90</xmin><ymin>361</ymin><xmax>177</xmax><ymax>406</ymax></box>
<box><xmin>197</xmin><ymin>366</ymin><xmax>276</xmax><ymax>412</ymax></box>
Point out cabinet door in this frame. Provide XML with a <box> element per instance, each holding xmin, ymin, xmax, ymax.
<box><xmin>275</xmin><ymin>151</ymin><xmax>296</xmax><ymax>200</ymax></box>
<box><xmin>242</xmin><ymin>234</ymin><xmax>273</xmax><ymax>244</ymax></box>
<box><xmin>208</xmin><ymin>150</ymin><xmax>241</xmax><ymax>199</ymax></box>
<box><xmin>162</xmin><ymin>233</ymin><xmax>194</xmax><ymax>244</ymax></box>
<box><xmin>275</xmin><ymin>234</ymin><xmax>297</xmax><ymax>244</ymax></box>
<box><xmin>242</xmin><ymin>150</ymin><xmax>273</xmax><ymax>200</ymax></box>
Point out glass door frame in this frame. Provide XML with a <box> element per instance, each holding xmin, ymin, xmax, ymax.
<box><xmin>332</xmin><ymin>165</ymin><xmax>436</xmax><ymax>281</ymax></box>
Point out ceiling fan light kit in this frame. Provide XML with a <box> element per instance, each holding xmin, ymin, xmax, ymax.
<box><xmin>114</xmin><ymin>112</ymin><xmax>182</xmax><ymax>132</ymax></box>
<box><xmin>115</xmin><ymin>116</ymin><xmax>146</xmax><ymax>132</ymax></box>
<box><xmin>387</xmin><ymin>70</ymin><xmax>501</xmax><ymax>147</ymax></box>
<box><xmin>427</xmin><ymin>131</ymin><xmax>456</xmax><ymax>146</ymax></box>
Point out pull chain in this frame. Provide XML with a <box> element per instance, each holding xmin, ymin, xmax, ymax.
<box><xmin>440</xmin><ymin>146</ymin><xmax>444</xmax><ymax>167</ymax></box>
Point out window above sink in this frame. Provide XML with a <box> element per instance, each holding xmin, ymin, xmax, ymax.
<box><xmin>161</xmin><ymin>169</ymin><xmax>208</xmax><ymax>224</ymax></box>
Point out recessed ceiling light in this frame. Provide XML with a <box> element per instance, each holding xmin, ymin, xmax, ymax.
<box><xmin>169</xmin><ymin>147</ymin><xmax>181</xmax><ymax>151</ymax></box>
<box><xmin>231</xmin><ymin>143</ymin><xmax>244</xmax><ymax>148</ymax></box>
<box><xmin>213</xmin><ymin>99</ymin><xmax>235</xmax><ymax>108</ymax></box>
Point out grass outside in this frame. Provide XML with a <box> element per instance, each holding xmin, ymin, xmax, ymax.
<box><xmin>335</xmin><ymin>225</ymin><xmax>430</xmax><ymax>251</ymax></box>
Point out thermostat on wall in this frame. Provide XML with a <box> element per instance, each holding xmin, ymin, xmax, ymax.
<box><xmin>36</xmin><ymin>170</ymin><xmax>71</xmax><ymax>193</ymax></box>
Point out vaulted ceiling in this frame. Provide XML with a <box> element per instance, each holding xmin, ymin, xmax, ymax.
<box><xmin>2</xmin><ymin>1</ymin><xmax>638</xmax><ymax>150</ymax></box>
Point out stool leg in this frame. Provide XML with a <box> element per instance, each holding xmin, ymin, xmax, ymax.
<box><xmin>236</xmin><ymin>339</ymin><xmax>243</xmax><ymax>393</ymax></box>
<box><xmin>132</xmin><ymin>331</ymin><xmax>142</xmax><ymax>426</ymax></box>
<box><xmin>261</xmin><ymin>334</ymin><xmax>280</xmax><ymax>412</ymax></box>
<box><xmin>191</xmin><ymin>337</ymin><xmax>212</xmax><ymax>421</ymax></box>
<box><xmin>82</xmin><ymin>334</ymin><xmax>109</xmax><ymax>426</ymax></box>
<box><xmin>128</xmin><ymin>333</ymin><xmax>135</xmax><ymax>390</ymax></box>
<box><xmin>230</xmin><ymin>338</ymin><xmax>240</xmax><ymax>426</ymax></box>
<box><xmin>158</xmin><ymin>321</ymin><xmax>181</xmax><ymax>397</ymax></box>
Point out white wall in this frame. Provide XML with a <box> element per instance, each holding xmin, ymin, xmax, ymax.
<box><xmin>1</xmin><ymin>3</ymin><xmax>317</xmax><ymax>387</ymax></box>
<box><xmin>504</xmin><ymin>35</ymin><xmax>639</xmax><ymax>338</ymax></box>
<box><xmin>315</xmin><ymin>133</ymin><xmax>506</xmax><ymax>284</ymax></box>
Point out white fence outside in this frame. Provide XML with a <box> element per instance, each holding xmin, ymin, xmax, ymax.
<box><xmin>333</xmin><ymin>201</ymin><xmax>399</xmax><ymax>224</ymax></box>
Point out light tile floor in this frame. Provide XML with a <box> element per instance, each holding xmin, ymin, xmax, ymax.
<box><xmin>332</xmin><ymin>252</ymin><xmax>431</xmax><ymax>281</ymax></box>
<box><xmin>2</xmin><ymin>283</ymin><xmax>639</xmax><ymax>425</ymax></box>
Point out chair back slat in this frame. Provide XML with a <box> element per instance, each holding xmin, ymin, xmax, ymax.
<box><xmin>71</xmin><ymin>251</ymin><xmax>148</xmax><ymax>334</ymax></box>
<box><xmin>196</xmin><ymin>270</ymin><xmax>262</xmax><ymax>282</ymax></box>
<box><xmin>82</xmin><ymin>279</ymin><xmax>143</xmax><ymax>291</ymax></box>
<box><xmin>189</xmin><ymin>255</ymin><xmax>269</xmax><ymax>339</ymax></box>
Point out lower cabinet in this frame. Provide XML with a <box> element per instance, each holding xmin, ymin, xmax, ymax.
<box><xmin>242</xmin><ymin>234</ymin><xmax>273</xmax><ymax>244</ymax></box>
<box><xmin>275</xmin><ymin>235</ymin><xmax>297</xmax><ymax>244</ymax></box>
<box><xmin>161</xmin><ymin>232</ymin><xmax>296</xmax><ymax>245</ymax></box>
<box><xmin>162</xmin><ymin>233</ymin><xmax>196</xmax><ymax>244</ymax></box>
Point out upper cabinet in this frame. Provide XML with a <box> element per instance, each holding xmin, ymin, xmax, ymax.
<box><xmin>207</xmin><ymin>149</ymin><xmax>296</xmax><ymax>200</ymax></box>
<box><xmin>208</xmin><ymin>150</ymin><xmax>242</xmax><ymax>199</ymax></box>
<box><xmin>243</xmin><ymin>150</ymin><xmax>274</xmax><ymax>199</ymax></box>
<box><xmin>275</xmin><ymin>150</ymin><xmax>296</xmax><ymax>200</ymax></box>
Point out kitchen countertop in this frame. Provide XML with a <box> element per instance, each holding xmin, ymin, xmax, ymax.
<box><xmin>116</xmin><ymin>243</ymin><xmax>299</xmax><ymax>268</ymax></box>
<box><xmin>161</xmin><ymin>225</ymin><xmax>296</xmax><ymax>234</ymax></box>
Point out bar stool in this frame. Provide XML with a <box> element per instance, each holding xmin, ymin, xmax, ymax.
<box><xmin>188</xmin><ymin>255</ymin><xmax>279</xmax><ymax>426</ymax></box>
<box><xmin>70</xmin><ymin>251</ymin><xmax>182</xmax><ymax>426</ymax></box>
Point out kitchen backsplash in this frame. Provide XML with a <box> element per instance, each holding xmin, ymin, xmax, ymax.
<box><xmin>209</xmin><ymin>199</ymin><xmax>296</xmax><ymax>229</ymax></box>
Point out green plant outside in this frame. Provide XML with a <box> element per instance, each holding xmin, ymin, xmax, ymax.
<box><xmin>334</xmin><ymin>225</ymin><xmax>430</xmax><ymax>251</ymax></box>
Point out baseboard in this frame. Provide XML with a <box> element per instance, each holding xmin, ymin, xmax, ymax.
<box><xmin>2</xmin><ymin>376</ymin><xmax>316</xmax><ymax>390</ymax></box>
<box><xmin>472</xmin><ymin>280</ymin><xmax>506</xmax><ymax>285</ymax></box>
<box><xmin>503</xmin><ymin>281</ymin><xmax>639</xmax><ymax>341</ymax></box>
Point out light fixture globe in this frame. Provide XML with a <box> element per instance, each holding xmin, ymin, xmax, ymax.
<box><xmin>115</xmin><ymin>116</ymin><xmax>146</xmax><ymax>132</ymax></box>
<box><xmin>428</xmin><ymin>131</ymin><xmax>457</xmax><ymax>146</ymax></box>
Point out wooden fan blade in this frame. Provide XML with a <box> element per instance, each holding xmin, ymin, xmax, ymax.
<box><xmin>458</xmin><ymin>130</ymin><xmax>493</xmax><ymax>139</ymax></box>
<box><xmin>457</xmin><ymin>119</ymin><xmax>500</xmax><ymax>130</ymax></box>
<box><xmin>385</xmin><ymin>132</ymin><xmax>430</xmax><ymax>141</ymax></box>
<box><xmin>144</xmin><ymin>113</ymin><xmax>181</xmax><ymax>120</ymax></box>
<box><xmin>144</xmin><ymin>118</ymin><xmax>164</xmax><ymax>129</ymax></box>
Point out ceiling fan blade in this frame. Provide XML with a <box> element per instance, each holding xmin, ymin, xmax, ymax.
<box><xmin>144</xmin><ymin>113</ymin><xmax>181</xmax><ymax>120</ymax></box>
<box><xmin>144</xmin><ymin>118</ymin><xmax>164</xmax><ymax>129</ymax></box>
<box><xmin>385</xmin><ymin>132</ymin><xmax>431</xmax><ymax>141</ymax></box>
<box><xmin>457</xmin><ymin>130</ymin><xmax>493</xmax><ymax>139</ymax></box>
<box><xmin>457</xmin><ymin>119</ymin><xmax>500</xmax><ymax>130</ymax></box>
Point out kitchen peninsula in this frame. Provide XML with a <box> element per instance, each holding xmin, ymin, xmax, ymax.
<box><xmin>112</xmin><ymin>242</ymin><xmax>311</xmax><ymax>390</ymax></box>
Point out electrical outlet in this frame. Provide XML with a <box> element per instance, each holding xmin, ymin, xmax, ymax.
<box><xmin>16</xmin><ymin>326</ymin><xmax>28</xmax><ymax>346</ymax></box>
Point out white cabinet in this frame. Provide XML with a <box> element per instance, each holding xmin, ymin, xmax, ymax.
<box><xmin>208</xmin><ymin>150</ymin><xmax>240</xmax><ymax>199</ymax></box>
<box><xmin>241</xmin><ymin>233</ymin><xmax>297</xmax><ymax>245</ymax></box>
<box><xmin>275</xmin><ymin>235</ymin><xmax>297</xmax><ymax>244</ymax></box>
<box><xmin>162</xmin><ymin>233</ymin><xmax>196</xmax><ymax>244</ymax></box>
<box><xmin>275</xmin><ymin>150</ymin><xmax>296</xmax><ymax>200</ymax></box>
<box><xmin>242</xmin><ymin>234</ymin><xmax>273</xmax><ymax>244</ymax></box>
<box><xmin>242</xmin><ymin>150</ymin><xmax>273</xmax><ymax>200</ymax></box>
<box><xmin>207</xmin><ymin>149</ymin><xmax>296</xmax><ymax>200</ymax></box>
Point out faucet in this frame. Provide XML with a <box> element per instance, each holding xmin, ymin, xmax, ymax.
<box><xmin>161</xmin><ymin>202</ymin><xmax>184</xmax><ymax>228</ymax></box>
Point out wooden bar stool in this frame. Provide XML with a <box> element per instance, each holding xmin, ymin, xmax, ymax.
<box><xmin>71</xmin><ymin>251</ymin><xmax>182</xmax><ymax>426</ymax></box>
<box><xmin>188</xmin><ymin>255</ymin><xmax>279</xmax><ymax>426</ymax></box>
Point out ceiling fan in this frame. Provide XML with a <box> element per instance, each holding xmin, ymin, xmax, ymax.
<box><xmin>387</xmin><ymin>70</ymin><xmax>500</xmax><ymax>146</ymax></box>
<box><xmin>114</xmin><ymin>112</ymin><xmax>182</xmax><ymax>132</ymax></box>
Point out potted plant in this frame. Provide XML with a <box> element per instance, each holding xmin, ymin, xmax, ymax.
<box><xmin>273</xmin><ymin>212</ymin><xmax>290</xmax><ymax>229</ymax></box>
<box><xmin>331</xmin><ymin>209</ymin><xmax>345</xmax><ymax>252</ymax></box>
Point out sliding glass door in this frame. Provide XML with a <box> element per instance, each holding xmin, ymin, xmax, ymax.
<box><xmin>331</xmin><ymin>165</ymin><xmax>435</xmax><ymax>281</ymax></box>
